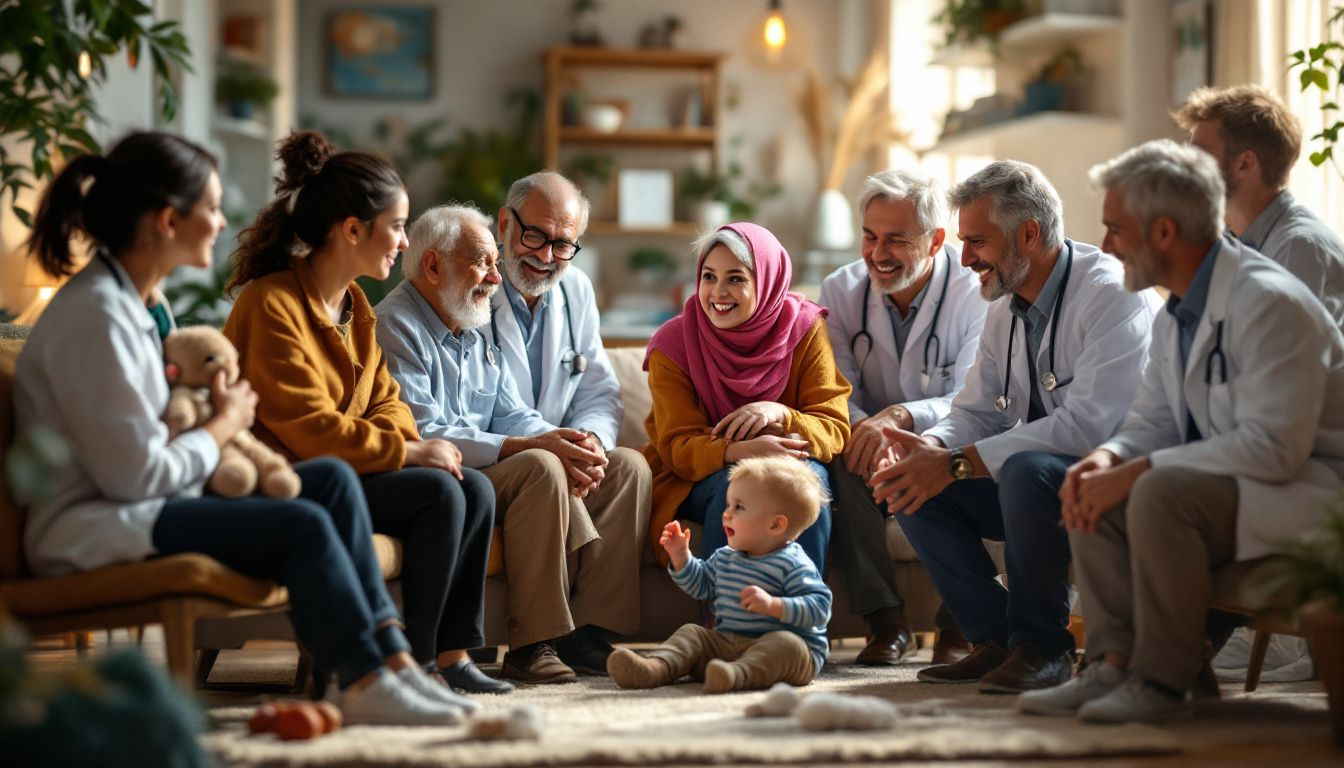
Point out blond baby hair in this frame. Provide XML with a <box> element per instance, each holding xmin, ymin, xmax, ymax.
<box><xmin>728</xmin><ymin>456</ymin><xmax>830</xmax><ymax>538</ymax></box>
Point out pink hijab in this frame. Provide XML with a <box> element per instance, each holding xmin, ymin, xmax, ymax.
<box><xmin>645</xmin><ymin>222</ymin><xmax>826</xmax><ymax>424</ymax></box>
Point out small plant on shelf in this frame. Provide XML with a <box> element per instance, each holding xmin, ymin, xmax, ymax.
<box><xmin>1288</xmin><ymin>4</ymin><xmax>1344</xmax><ymax>176</ymax></box>
<box><xmin>215</xmin><ymin>61</ymin><xmax>279</xmax><ymax>120</ymax></box>
<box><xmin>935</xmin><ymin>0</ymin><xmax>1026</xmax><ymax>50</ymax></box>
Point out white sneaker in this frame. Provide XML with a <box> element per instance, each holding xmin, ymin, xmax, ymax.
<box><xmin>398</xmin><ymin>665</ymin><xmax>479</xmax><ymax>713</ymax></box>
<box><xmin>1077</xmin><ymin>674</ymin><xmax>1193</xmax><ymax>724</ymax></box>
<box><xmin>1017</xmin><ymin>659</ymin><xmax>1125</xmax><ymax>716</ymax></box>
<box><xmin>339</xmin><ymin>669</ymin><xmax>464</xmax><ymax>726</ymax></box>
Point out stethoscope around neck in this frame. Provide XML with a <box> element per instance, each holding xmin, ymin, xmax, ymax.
<box><xmin>849</xmin><ymin>251</ymin><xmax>953</xmax><ymax>391</ymax></box>
<box><xmin>995</xmin><ymin>248</ymin><xmax>1074</xmax><ymax>413</ymax></box>
<box><xmin>487</xmin><ymin>280</ymin><xmax>587</xmax><ymax>376</ymax></box>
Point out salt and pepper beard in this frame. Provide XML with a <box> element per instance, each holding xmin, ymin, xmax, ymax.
<box><xmin>870</xmin><ymin>247</ymin><xmax>934</xmax><ymax>296</ymax></box>
<box><xmin>980</xmin><ymin>241</ymin><xmax>1032</xmax><ymax>302</ymax></box>
<box><xmin>501</xmin><ymin>221</ymin><xmax>565</xmax><ymax>297</ymax></box>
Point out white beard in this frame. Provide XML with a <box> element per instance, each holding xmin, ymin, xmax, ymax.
<box><xmin>443</xmin><ymin>282</ymin><xmax>496</xmax><ymax>330</ymax></box>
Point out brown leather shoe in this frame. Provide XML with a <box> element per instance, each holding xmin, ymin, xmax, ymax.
<box><xmin>501</xmin><ymin>642</ymin><xmax>577</xmax><ymax>684</ymax></box>
<box><xmin>932</xmin><ymin>627</ymin><xmax>973</xmax><ymax>665</ymax></box>
<box><xmin>917</xmin><ymin>638</ymin><xmax>1009</xmax><ymax>684</ymax></box>
<box><xmin>855</xmin><ymin>624</ymin><xmax>915</xmax><ymax>666</ymax></box>
<box><xmin>978</xmin><ymin>645</ymin><xmax>1074</xmax><ymax>694</ymax></box>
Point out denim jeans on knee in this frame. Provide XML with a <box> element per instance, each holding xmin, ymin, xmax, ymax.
<box><xmin>152</xmin><ymin>458</ymin><xmax>387</xmax><ymax>688</ymax></box>
<box><xmin>677</xmin><ymin>459</ymin><xmax>832</xmax><ymax>574</ymax></box>
<box><xmin>894</xmin><ymin>451</ymin><xmax>1075</xmax><ymax>655</ymax></box>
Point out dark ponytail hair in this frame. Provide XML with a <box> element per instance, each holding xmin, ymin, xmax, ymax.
<box><xmin>227</xmin><ymin>130</ymin><xmax>405</xmax><ymax>293</ymax></box>
<box><xmin>27</xmin><ymin>131</ymin><xmax>217</xmax><ymax>278</ymax></box>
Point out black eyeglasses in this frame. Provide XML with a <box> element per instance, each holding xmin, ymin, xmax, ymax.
<box><xmin>509</xmin><ymin>207</ymin><xmax>581</xmax><ymax>261</ymax></box>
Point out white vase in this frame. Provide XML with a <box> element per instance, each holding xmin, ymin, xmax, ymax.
<box><xmin>811</xmin><ymin>188</ymin><xmax>855</xmax><ymax>251</ymax></box>
<box><xmin>693</xmin><ymin>200</ymin><xmax>731</xmax><ymax>232</ymax></box>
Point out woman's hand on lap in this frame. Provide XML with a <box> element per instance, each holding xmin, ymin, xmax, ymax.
<box><xmin>712</xmin><ymin>401</ymin><xmax>790</xmax><ymax>442</ymax></box>
<box><xmin>405</xmin><ymin>438</ymin><xmax>464</xmax><ymax>479</ymax></box>
<box><xmin>723</xmin><ymin>434</ymin><xmax>809</xmax><ymax>462</ymax></box>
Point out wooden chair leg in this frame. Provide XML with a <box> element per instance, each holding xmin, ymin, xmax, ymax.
<box><xmin>160</xmin><ymin>599</ymin><xmax>200</xmax><ymax>688</ymax></box>
<box><xmin>135</xmin><ymin>625</ymin><xmax>146</xmax><ymax>647</ymax></box>
<box><xmin>1245</xmin><ymin>629</ymin><xmax>1272</xmax><ymax>692</ymax></box>
<box><xmin>74</xmin><ymin>630</ymin><xmax>93</xmax><ymax>655</ymax></box>
<box><xmin>195</xmin><ymin>648</ymin><xmax>220</xmax><ymax>689</ymax></box>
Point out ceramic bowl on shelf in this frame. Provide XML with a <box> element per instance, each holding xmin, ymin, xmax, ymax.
<box><xmin>581</xmin><ymin>104</ymin><xmax>623</xmax><ymax>133</ymax></box>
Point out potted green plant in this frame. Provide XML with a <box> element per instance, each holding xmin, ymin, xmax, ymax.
<box><xmin>1248</xmin><ymin>506</ymin><xmax>1344</xmax><ymax>745</ymax></box>
<box><xmin>626</xmin><ymin>246</ymin><xmax>678</xmax><ymax>288</ymax></box>
<box><xmin>936</xmin><ymin>0</ymin><xmax>1027</xmax><ymax>49</ymax></box>
<box><xmin>215</xmin><ymin>62</ymin><xmax>278</xmax><ymax>120</ymax></box>
<box><xmin>680</xmin><ymin>147</ymin><xmax>780</xmax><ymax>230</ymax></box>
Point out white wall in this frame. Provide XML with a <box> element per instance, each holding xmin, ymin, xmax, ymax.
<box><xmin>293</xmin><ymin>0</ymin><xmax>877</xmax><ymax>261</ymax></box>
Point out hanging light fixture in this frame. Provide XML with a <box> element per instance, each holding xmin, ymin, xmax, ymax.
<box><xmin>746</xmin><ymin>0</ymin><xmax>802</xmax><ymax>70</ymax></box>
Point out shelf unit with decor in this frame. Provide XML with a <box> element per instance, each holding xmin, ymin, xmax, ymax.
<box><xmin>542</xmin><ymin>46</ymin><xmax>725</xmax><ymax>342</ymax></box>
<box><xmin>925</xmin><ymin>4</ymin><xmax>1126</xmax><ymax>235</ymax></box>
<box><xmin>542</xmin><ymin>46</ymin><xmax>724</xmax><ymax>236</ymax></box>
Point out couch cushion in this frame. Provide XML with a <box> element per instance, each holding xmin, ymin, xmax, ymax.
<box><xmin>605</xmin><ymin>346</ymin><xmax>650</xmax><ymax>450</ymax></box>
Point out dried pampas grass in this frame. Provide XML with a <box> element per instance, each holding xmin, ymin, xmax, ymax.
<box><xmin>795</xmin><ymin>52</ymin><xmax>910</xmax><ymax>193</ymax></box>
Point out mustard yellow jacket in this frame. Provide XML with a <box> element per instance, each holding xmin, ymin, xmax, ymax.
<box><xmin>223</xmin><ymin>259</ymin><xmax>420</xmax><ymax>474</ymax></box>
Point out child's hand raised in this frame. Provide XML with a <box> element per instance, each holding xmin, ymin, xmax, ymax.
<box><xmin>740</xmin><ymin>585</ymin><xmax>783</xmax><ymax>619</ymax></box>
<box><xmin>660</xmin><ymin>521</ymin><xmax>692</xmax><ymax>571</ymax></box>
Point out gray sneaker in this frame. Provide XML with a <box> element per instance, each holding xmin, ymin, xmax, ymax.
<box><xmin>1017</xmin><ymin>659</ymin><xmax>1124</xmax><ymax>716</ymax></box>
<box><xmin>339</xmin><ymin>669</ymin><xmax>463</xmax><ymax>726</ymax></box>
<box><xmin>1077</xmin><ymin>674</ymin><xmax>1193</xmax><ymax>724</ymax></box>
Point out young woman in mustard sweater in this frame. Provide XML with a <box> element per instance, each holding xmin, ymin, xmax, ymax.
<box><xmin>224</xmin><ymin>131</ymin><xmax>506</xmax><ymax>696</ymax></box>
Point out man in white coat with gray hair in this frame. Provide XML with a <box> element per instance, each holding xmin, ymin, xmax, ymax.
<box><xmin>1018</xmin><ymin>139</ymin><xmax>1344</xmax><ymax>723</ymax></box>
<box><xmin>868</xmin><ymin>160</ymin><xmax>1159</xmax><ymax>695</ymax></box>
<box><xmin>820</xmin><ymin>168</ymin><xmax>987</xmax><ymax>666</ymax></box>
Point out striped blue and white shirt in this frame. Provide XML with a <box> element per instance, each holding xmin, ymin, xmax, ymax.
<box><xmin>670</xmin><ymin>542</ymin><xmax>832</xmax><ymax>673</ymax></box>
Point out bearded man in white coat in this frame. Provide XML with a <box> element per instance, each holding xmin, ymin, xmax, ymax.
<box><xmin>868</xmin><ymin>160</ymin><xmax>1159</xmax><ymax>695</ymax></box>
<box><xmin>1018</xmin><ymin>140</ymin><xmax>1344</xmax><ymax>723</ymax></box>
<box><xmin>819</xmin><ymin>168</ymin><xmax>987</xmax><ymax>666</ymax></box>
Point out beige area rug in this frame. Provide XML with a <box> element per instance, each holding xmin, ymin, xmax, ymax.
<box><xmin>199</xmin><ymin>655</ymin><xmax>1191</xmax><ymax>767</ymax></box>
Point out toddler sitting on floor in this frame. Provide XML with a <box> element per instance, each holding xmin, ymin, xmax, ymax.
<box><xmin>607</xmin><ymin>456</ymin><xmax>832</xmax><ymax>693</ymax></box>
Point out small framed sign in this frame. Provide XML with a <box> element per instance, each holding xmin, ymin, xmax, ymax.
<box><xmin>617</xmin><ymin>169</ymin><xmax>674</xmax><ymax>228</ymax></box>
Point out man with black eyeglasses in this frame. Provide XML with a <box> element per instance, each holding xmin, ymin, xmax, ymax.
<box><xmin>487</xmin><ymin>171</ymin><xmax>652</xmax><ymax>684</ymax></box>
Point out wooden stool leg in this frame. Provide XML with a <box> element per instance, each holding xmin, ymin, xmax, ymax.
<box><xmin>160</xmin><ymin>599</ymin><xmax>200</xmax><ymax>688</ymax></box>
<box><xmin>195</xmin><ymin>649</ymin><xmax>220</xmax><ymax>689</ymax></box>
<box><xmin>1245</xmin><ymin>630</ymin><xmax>1272</xmax><ymax>692</ymax></box>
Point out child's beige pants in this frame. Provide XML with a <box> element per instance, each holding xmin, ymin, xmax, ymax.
<box><xmin>648</xmin><ymin>623</ymin><xmax>817</xmax><ymax>689</ymax></box>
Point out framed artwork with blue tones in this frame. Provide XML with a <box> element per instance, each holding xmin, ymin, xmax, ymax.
<box><xmin>326</xmin><ymin>7</ymin><xmax>434</xmax><ymax>99</ymax></box>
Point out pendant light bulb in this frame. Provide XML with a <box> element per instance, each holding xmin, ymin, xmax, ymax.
<box><xmin>764</xmin><ymin>4</ymin><xmax>787</xmax><ymax>54</ymax></box>
<box><xmin>77</xmin><ymin>50</ymin><xmax>92</xmax><ymax>79</ymax></box>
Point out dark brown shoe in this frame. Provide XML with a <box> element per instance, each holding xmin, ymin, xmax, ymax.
<box><xmin>932</xmin><ymin>627</ymin><xmax>973</xmax><ymax>665</ymax></box>
<box><xmin>917</xmin><ymin>638</ymin><xmax>1009</xmax><ymax>684</ymax></box>
<box><xmin>501</xmin><ymin>642</ymin><xmax>577</xmax><ymax>684</ymax></box>
<box><xmin>855</xmin><ymin>625</ymin><xmax>915</xmax><ymax>666</ymax></box>
<box><xmin>979</xmin><ymin>645</ymin><xmax>1074</xmax><ymax>694</ymax></box>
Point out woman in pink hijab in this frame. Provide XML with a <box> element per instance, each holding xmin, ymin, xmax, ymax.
<box><xmin>641</xmin><ymin>223</ymin><xmax>852</xmax><ymax>570</ymax></box>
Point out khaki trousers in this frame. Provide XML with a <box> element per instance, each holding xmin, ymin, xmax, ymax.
<box><xmin>482</xmin><ymin>447</ymin><xmax>651</xmax><ymax>647</ymax></box>
<box><xmin>1070</xmin><ymin>466</ymin><xmax>1238</xmax><ymax>692</ymax></box>
<box><xmin>648</xmin><ymin>624</ymin><xmax>817</xmax><ymax>690</ymax></box>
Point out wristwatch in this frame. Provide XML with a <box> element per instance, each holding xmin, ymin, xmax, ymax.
<box><xmin>948</xmin><ymin>448</ymin><xmax>973</xmax><ymax>481</ymax></box>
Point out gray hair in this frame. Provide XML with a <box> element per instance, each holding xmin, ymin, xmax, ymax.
<box><xmin>694</xmin><ymin>227</ymin><xmax>754</xmax><ymax>271</ymax></box>
<box><xmin>503</xmin><ymin>170</ymin><xmax>591</xmax><ymax>237</ymax></box>
<box><xmin>1088</xmin><ymin>139</ymin><xmax>1226</xmax><ymax>244</ymax></box>
<box><xmin>949</xmin><ymin>160</ymin><xmax>1064</xmax><ymax>252</ymax></box>
<box><xmin>404</xmin><ymin>203</ymin><xmax>493</xmax><ymax>280</ymax></box>
<box><xmin>858</xmin><ymin>168</ymin><xmax>948</xmax><ymax>233</ymax></box>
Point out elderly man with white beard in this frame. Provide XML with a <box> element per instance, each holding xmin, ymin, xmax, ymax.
<box><xmin>376</xmin><ymin>204</ymin><xmax>644</xmax><ymax>686</ymax></box>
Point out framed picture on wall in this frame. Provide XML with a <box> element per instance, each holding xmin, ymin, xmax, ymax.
<box><xmin>326</xmin><ymin>7</ymin><xmax>434</xmax><ymax>99</ymax></box>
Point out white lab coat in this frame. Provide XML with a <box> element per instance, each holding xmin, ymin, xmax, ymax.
<box><xmin>1101</xmin><ymin>239</ymin><xmax>1344</xmax><ymax>560</ymax></box>
<box><xmin>489</xmin><ymin>267</ymin><xmax>623</xmax><ymax>450</ymax></box>
<box><xmin>926</xmin><ymin>241</ymin><xmax>1162</xmax><ymax>478</ymax></box>
<box><xmin>819</xmin><ymin>245</ymin><xmax>987</xmax><ymax>432</ymax></box>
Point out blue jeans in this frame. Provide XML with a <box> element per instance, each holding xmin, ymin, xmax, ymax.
<box><xmin>677</xmin><ymin>458</ymin><xmax>832</xmax><ymax>574</ymax></box>
<box><xmin>152</xmin><ymin>457</ymin><xmax>406</xmax><ymax>688</ymax></box>
<box><xmin>894</xmin><ymin>451</ymin><xmax>1076</xmax><ymax>656</ymax></box>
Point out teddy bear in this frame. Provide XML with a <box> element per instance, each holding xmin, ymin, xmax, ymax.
<box><xmin>161</xmin><ymin>326</ymin><xmax>301</xmax><ymax>499</ymax></box>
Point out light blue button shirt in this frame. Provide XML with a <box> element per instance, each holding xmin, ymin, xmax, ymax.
<box><xmin>502</xmin><ymin>279</ymin><xmax>548</xmax><ymax>403</ymax></box>
<box><xmin>375</xmin><ymin>281</ymin><xmax>553</xmax><ymax>469</ymax></box>
<box><xmin>1008</xmin><ymin>246</ymin><xmax>1070</xmax><ymax>421</ymax></box>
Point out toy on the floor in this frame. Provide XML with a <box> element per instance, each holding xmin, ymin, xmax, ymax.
<box><xmin>744</xmin><ymin>683</ymin><xmax>900</xmax><ymax>731</ymax></box>
<box><xmin>466</xmin><ymin>705</ymin><xmax>542</xmax><ymax>741</ymax></box>
<box><xmin>248</xmin><ymin>700</ymin><xmax>342</xmax><ymax>740</ymax></box>
<box><xmin>161</xmin><ymin>326</ymin><xmax>301</xmax><ymax>499</ymax></box>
